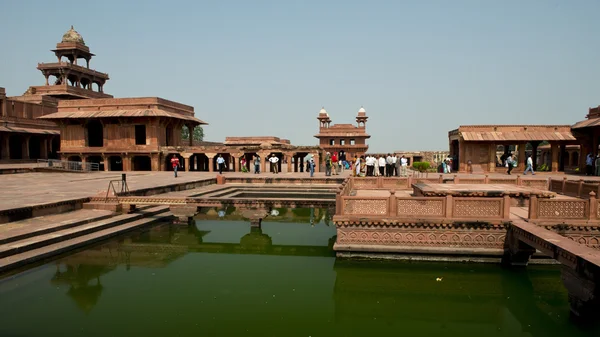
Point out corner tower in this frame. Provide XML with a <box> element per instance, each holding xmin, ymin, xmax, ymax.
<box><xmin>27</xmin><ymin>26</ymin><xmax>112</xmax><ymax>99</ymax></box>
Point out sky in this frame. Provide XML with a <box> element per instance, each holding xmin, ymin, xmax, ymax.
<box><xmin>2</xmin><ymin>0</ymin><xmax>600</xmax><ymax>152</ymax></box>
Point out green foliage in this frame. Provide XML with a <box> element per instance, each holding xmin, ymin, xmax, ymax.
<box><xmin>181</xmin><ymin>126</ymin><xmax>204</xmax><ymax>142</ymax></box>
<box><xmin>537</xmin><ymin>164</ymin><xmax>549</xmax><ymax>172</ymax></box>
<box><xmin>412</xmin><ymin>161</ymin><xmax>431</xmax><ymax>172</ymax></box>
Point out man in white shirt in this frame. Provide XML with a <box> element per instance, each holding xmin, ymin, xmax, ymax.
<box><xmin>523</xmin><ymin>154</ymin><xmax>535</xmax><ymax>175</ymax></box>
<box><xmin>366</xmin><ymin>155</ymin><xmax>375</xmax><ymax>176</ymax></box>
<box><xmin>392</xmin><ymin>155</ymin><xmax>398</xmax><ymax>176</ymax></box>
<box><xmin>385</xmin><ymin>154</ymin><xmax>394</xmax><ymax>177</ymax></box>
<box><xmin>216</xmin><ymin>154</ymin><xmax>226</xmax><ymax>174</ymax></box>
<box><xmin>269</xmin><ymin>154</ymin><xmax>280</xmax><ymax>174</ymax></box>
<box><xmin>400</xmin><ymin>156</ymin><xmax>408</xmax><ymax>177</ymax></box>
<box><xmin>377</xmin><ymin>156</ymin><xmax>386</xmax><ymax>176</ymax></box>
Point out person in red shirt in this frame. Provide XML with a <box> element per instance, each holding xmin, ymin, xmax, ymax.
<box><xmin>170</xmin><ymin>155</ymin><xmax>180</xmax><ymax>178</ymax></box>
<box><xmin>331</xmin><ymin>152</ymin><xmax>338</xmax><ymax>175</ymax></box>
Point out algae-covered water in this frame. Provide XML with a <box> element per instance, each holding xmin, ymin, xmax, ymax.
<box><xmin>0</xmin><ymin>208</ymin><xmax>598</xmax><ymax>337</ymax></box>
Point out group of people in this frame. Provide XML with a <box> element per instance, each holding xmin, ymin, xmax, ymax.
<box><xmin>441</xmin><ymin>157</ymin><xmax>453</xmax><ymax>173</ymax></box>
<box><xmin>351</xmin><ymin>154</ymin><xmax>409</xmax><ymax>177</ymax></box>
<box><xmin>584</xmin><ymin>153</ymin><xmax>600</xmax><ymax>176</ymax></box>
<box><xmin>501</xmin><ymin>153</ymin><xmax>535</xmax><ymax>175</ymax></box>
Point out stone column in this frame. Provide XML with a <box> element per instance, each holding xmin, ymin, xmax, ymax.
<box><xmin>1</xmin><ymin>134</ymin><xmax>9</xmax><ymax>160</ymax></box>
<box><xmin>21</xmin><ymin>136</ymin><xmax>30</xmax><ymax>160</ymax></box>
<box><xmin>151</xmin><ymin>153</ymin><xmax>160</xmax><ymax>171</ymax></box>
<box><xmin>550</xmin><ymin>143</ymin><xmax>559</xmax><ymax>173</ymax></box>
<box><xmin>531</xmin><ymin>141</ymin><xmax>540</xmax><ymax>170</ymax></box>
<box><xmin>206</xmin><ymin>154</ymin><xmax>215</xmax><ymax>173</ymax></box>
<box><xmin>123</xmin><ymin>154</ymin><xmax>132</xmax><ymax>171</ymax></box>
<box><xmin>286</xmin><ymin>154</ymin><xmax>293</xmax><ymax>173</ymax></box>
<box><xmin>517</xmin><ymin>143</ymin><xmax>526</xmax><ymax>172</ymax></box>
<box><xmin>458</xmin><ymin>140</ymin><xmax>466</xmax><ymax>173</ymax></box>
<box><xmin>313</xmin><ymin>153</ymin><xmax>320</xmax><ymax>173</ymax></box>
<box><xmin>559</xmin><ymin>144</ymin><xmax>566</xmax><ymax>172</ymax></box>
<box><xmin>488</xmin><ymin>143</ymin><xmax>496</xmax><ymax>173</ymax></box>
<box><xmin>103</xmin><ymin>155</ymin><xmax>110</xmax><ymax>171</ymax></box>
<box><xmin>40</xmin><ymin>138</ymin><xmax>48</xmax><ymax>159</ymax></box>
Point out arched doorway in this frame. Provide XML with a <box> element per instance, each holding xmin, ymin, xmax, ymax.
<box><xmin>8</xmin><ymin>135</ymin><xmax>22</xmax><ymax>159</ymax></box>
<box><xmin>87</xmin><ymin>120</ymin><xmax>104</xmax><ymax>147</ymax></box>
<box><xmin>50</xmin><ymin>137</ymin><xmax>60</xmax><ymax>159</ymax></box>
<box><xmin>191</xmin><ymin>153</ymin><xmax>209</xmax><ymax>171</ymax></box>
<box><xmin>132</xmin><ymin>156</ymin><xmax>152</xmax><ymax>171</ymax></box>
<box><xmin>87</xmin><ymin>155</ymin><xmax>104</xmax><ymax>171</ymax></box>
<box><xmin>29</xmin><ymin>136</ymin><xmax>41</xmax><ymax>159</ymax></box>
<box><xmin>294</xmin><ymin>152</ymin><xmax>309</xmax><ymax>172</ymax></box>
<box><xmin>213</xmin><ymin>153</ymin><xmax>231</xmax><ymax>172</ymax></box>
<box><xmin>109</xmin><ymin>156</ymin><xmax>123</xmax><ymax>171</ymax></box>
<box><xmin>267</xmin><ymin>152</ymin><xmax>283</xmax><ymax>173</ymax></box>
<box><xmin>165</xmin><ymin>154</ymin><xmax>185</xmax><ymax>171</ymax></box>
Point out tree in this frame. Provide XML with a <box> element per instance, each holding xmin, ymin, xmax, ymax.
<box><xmin>181</xmin><ymin>125</ymin><xmax>204</xmax><ymax>143</ymax></box>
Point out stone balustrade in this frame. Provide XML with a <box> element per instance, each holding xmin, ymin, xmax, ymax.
<box><xmin>338</xmin><ymin>194</ymin><xmax>511</xmax><ymax>221</ymax></box>
<box><xmin>529</xmin><ymin>192</ymin><xmax>599</xmax><ymax>221</ymax></box>
<box><xmin>349</xmin><ymin>175</ymin><xmax>549</xmax><ymax>190</ymax></box>
<box><xmin>549</xmin><ymin>178</ymin><xmax>600</xmax><ymax>199</ymax></box>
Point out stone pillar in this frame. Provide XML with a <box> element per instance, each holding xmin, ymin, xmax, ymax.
<box><xmin>313</xmin><ymin>154</ymin><xmax>320</xmax><ymax>173</ymax></box>
<box><xmin>206</xmin><ymin>154</ymin><xmax>215</xmax><ymax>172</ymax></box>
<box><xmin>488</xmin><ymin>143</ymin><xmax>496</xmax><ymax>173</ymax></box>
<box><xmin>151</xmin><ymin>153</ymin><xmax>160</xmax><ymax>171</ymax></box>
<box><xmin>517</xmin><ymin>143</ymin><xmax>526</xmax><ymax>172</ymax></box>
<box><xmin>458</xmin><ymin>140</ymin><xmax>466</xmax><ymax>173</ymax></box>
<box><xmin>1</xmin><ymin>134</ymin><xmax>9</xmax><ymax>160</ymax></box>
<box><xmin>551</xmin><ymin>143</ymin><xmax>559</xmax><ymax>173</ymax></box>
<box><xmin>559</xmin><ymin>144</ymin><xmax>566</xmax><ymax>172</ymax></box>
<box><xmin>21</xmin><ymin>136</ymin><xmax>30</xmax><ymax>160</ymax></box>
<box><xmin>103</xmin><ymin>155</ymin><xmax>110</xmax><ymax>171</ymax></box>
<box><xmin>286</xmin><ymin>154</ymin><xmax>293</xmax><ymax>173</ymax></box>
<box><xmin>531</xmin><ymin>141</ymin><xmax>540</xmax><ymax>170</ymax></box>
<box><xmin>501</xmin><ymin>226</ymin><xmax>536</xmax><ymax>267</ymax></box>
<box><xmin>40</xmin><ymin>138</ymin><xmax>48</xmax><ymax>159</ymax></box>
<box><xmin>123</xmin><ymin>154</ymin><xmax>132</xmax><ymax>171</ymax></box>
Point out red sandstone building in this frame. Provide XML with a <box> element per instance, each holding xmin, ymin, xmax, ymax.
<box><xmin>314</xmin><ymin>107</ymin><xmax>370</xmax><ymax>159</ymax></box>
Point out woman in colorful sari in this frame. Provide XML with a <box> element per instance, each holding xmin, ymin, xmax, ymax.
<box><xmin>354</xmin><ymin>155</ymin><xmax>360</xmax><ymax>177</ymax></box>
<box><xmin>359</xmin><ymin>156</ymin><xmax>367</xmax><ymax>177</ymax></box>
<box><xmin>241</xmin><ymin>157</ymin><xmax>248</xmax><ymax>173</ymax></box>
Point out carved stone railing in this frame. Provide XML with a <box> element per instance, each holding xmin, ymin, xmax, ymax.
<box><xmin>548</xmin><ymin>178</ymin><xmax>600</xmax><ymax>199</ymax></box>
<box><xmin>338</xmin><ymin>193</ymin><xmax>510</xmax><ymax>220</ymax></box>
<box><xmin>345</xmin><ymin>176</ymin><xmax>549</xmax><ymax>190</ymax></box>
<box><xmin>529</xmin><ymin>193</ymin><xmax>596</xmax><ymax>221</ymax></box>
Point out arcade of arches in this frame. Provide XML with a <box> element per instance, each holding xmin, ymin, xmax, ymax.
<box><xmin>0</xmin><ymin>133</ymin><xmax>59</xmax><ymax>161</ymax></box>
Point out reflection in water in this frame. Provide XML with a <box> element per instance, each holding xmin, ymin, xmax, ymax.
<box><xmin>0</xmin><ymin>208</ymin><xmax>598</xmax><ymax>337</ymax></box>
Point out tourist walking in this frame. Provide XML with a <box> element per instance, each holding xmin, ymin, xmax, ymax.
<box><xmin>386</xmin><ymin>153</ymin><xmax>393</xmax><ymax>177</ymax></box>
<box><xmin>400</xmin><ymin>156</ymin><xmax>408</xmax><ymax>176</ymax></box>
<box><xmin>586</xmin><ymin>153</ymin><xmax>594</xmax><ymax>176</ymax></box>
<box><xmin>523</xmin><ymin>154</ymin><xmax>535</xmax><ymax>175</ymax></box>
<box><xmin>216</xmin><ymin>154</ymin><xmax>225</xmax><ymax>174</ymax></box>
<box><xmin>506</xmin><ymin>155</ymin><xmax>515</xmax><ymax>175</ymax></box>
<box><xmin>253</xmin><ymin>155</ymin><xmax>261</xmax><ymax>174</ymax></box>
<box><xmin>269</xmin><ymin>154</ymin><xmax>279</xmax><ymax>174</ymax></box>
<box><xmin>170</xmin><ymin>155</ymin><xmax>180</xmax><ymax>178</ymax></box>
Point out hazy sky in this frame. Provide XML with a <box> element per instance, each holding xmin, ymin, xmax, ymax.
<box><xmin>2</xmin><ymin>0</ymin><xmax>599</xmax><ymax>151</ymax></box>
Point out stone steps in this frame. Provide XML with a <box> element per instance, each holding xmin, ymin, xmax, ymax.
<box><xmin>0</xmin><ymin>209</ymin><xmax>114</xmax><ymax>245</ymax></box>
<box><xmin>0</xmin><ymin>206</ymin><xmax>172</xmax><ymax>273</ymax></box>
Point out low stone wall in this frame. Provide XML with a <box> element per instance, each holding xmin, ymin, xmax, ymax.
<box><xmin>549</xmin><ymin>178</ymin><xmax>600</xmax><ymax>199</ymax></box>
<box><xmin>224</xmin><ymin>177</ymin><xmax>344</xmax><ymax>185</ymax></box>
<box><xmin>0</xmin><ymin>198</ymin><xmax>89</xmax><ymax>224</ymax></box>
<box><xmin>349</xmin><ymin>175</ymin><xmax>550</xmax><ymax>190</ymax></box>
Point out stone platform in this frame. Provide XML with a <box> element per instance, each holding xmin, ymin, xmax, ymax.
<box><xmin>412</xmin><ymin>183</ymin><xmax>556</xmax><ymax>198</ymax></box>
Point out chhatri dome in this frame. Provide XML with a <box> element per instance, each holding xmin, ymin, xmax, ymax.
<box><xmin>61</xmin><ymin>25</ymin><xmax>85</xmax><ymax>45</ymax></box>
<box><xmin>319</xmin><ymin>107</ymin><xmax>329</xmax><ymax>117</ymax></box>
<box><xmin>357</xmin><ymin>106</ymin><xmax>367</xmax><ymax>116</ymax></box>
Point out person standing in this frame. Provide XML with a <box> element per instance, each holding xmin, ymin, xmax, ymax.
<box><xmin>586</xmin><ymin>153</ymin><xmax>594</xmax><ymax>176</ymax></box>
<box><xmin>339</xmin><ymin>151</ymin><xmax>346</xmax><ymax>173</ymax></box>
<box><xmin>523</xmin><ymin>154</ymin><xmax>535</xmax><ymax>175</ymax></box>
<box><xmin>400</xmin><ymin>156</ymin><xmax>408</xmax><ymax>176</ymax></box>
<box><xmin>253</xmin><ymin>155</ymin><xmax>261</xmax><ymax>174</ymax></box>
<box><xmin>331</xmin><ymin>152</ymin><xmax>338</xmax><ymax>175</ymax></box>
<box><xmin>354</xmin><ymin>155</ymin><xmax>360</xmax><ymax>177</ymax></box>
<box><xmin>309</xmin><ymin>158</ymin><xmax>315</xmax><ymax>177</ymax></box>
<box><xmin>241</xmin><ymin>157</ymin><xmax>248</xmax><ymax>173</ymax></box>
<box><xmin>595</xmin><ymin>155</ymin><xmax>600</xmax><ymax>176</ymax></box>
<box><xmin>378</xmin><ymin>155</ymin><xmax>385</xmax><ymax>176</ymax></box>
<box><xmin>385</xmin><ymin>153</ymin><xmax>393</xmax><ymax>177</ymax></box>
<box><xmin>170</xmin><ymin>155</ymin><xmax>180</xmax><ymax>178</ymax></box>
<box><xmin>393</xmin><ymin>155</ymin><xmax>399</xmax><ymax>176</ymax></box>
<box><xmin>216</xmin><ymin>154</ymin><xmax>225</xmax><ymax>174</ymax></box>
<box><xmin>269</xmin><ymin>154</ymin><xmax>279</xmax><ymax>174</ymax></box>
